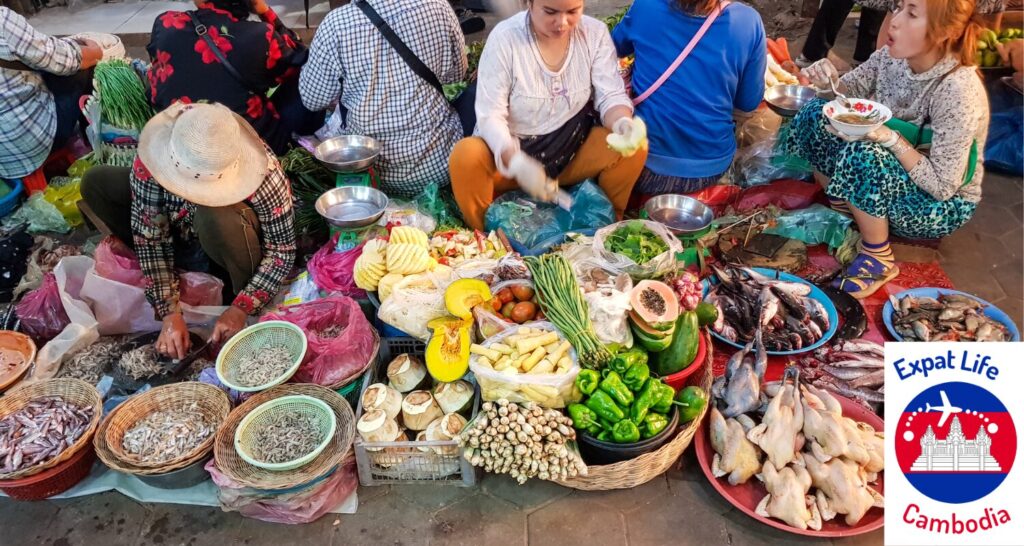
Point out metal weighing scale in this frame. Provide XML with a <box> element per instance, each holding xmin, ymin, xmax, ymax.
<box><xmin>313</xmin><ymin>135</ymin><xmax>387</xmax><ymax>250</ymax></box>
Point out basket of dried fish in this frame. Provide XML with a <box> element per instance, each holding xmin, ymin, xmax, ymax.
<box><xmin>0</xmin><ymin>435</ymin><xmax>97</xmax><ymax>500</ymax></box>
<box><xmin>0</xmin><ymin>378</ymin><xmax>103</xmax><ymax>480</ymax></box>
<box><xmin>103</xmin><ymin>382</ymin><xmax>231</xmax><ymax>470</ymax></box>
<box><xmin>216</xmin><ymin>321</ymin><xmax>307</xmax><ymax>392</ymax></box>
<box><xmin>214</xmin><ymin>384</ymin><xmax>355</xmax><ymax>490</ymax></box>
<box><xmin>234</xmin><ymin>395</ymin><xmax>337</xmax><ymax>471</ymax></box>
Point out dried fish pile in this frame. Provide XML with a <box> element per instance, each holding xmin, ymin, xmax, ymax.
<box><xmin>186</xmin><ymin>357</ymin><xmax>213</xmax><ymax>381</ymax></box>
<box><xmin>118</xmin><ymin>345</ymin><xmax>163</xmax><ymax>380</ymax></box>
<box><xmin>890</xmin><ymin>293</ymin><xmax>1010</xmax><ymax>342</ymax></box>
<box><xmin>249</xmin><ymin>411</ymin><xmax>323</xmax><ymax>464</ymax></box>
<box><xmin>0</xmin><ymin>396</ymin><xmax>94</xmax><ymax>473</ymax></box>
<box><xmin>314</xmin><ymin>325</ymin><xmax>343</xmax><ymax>339</ymax></box>
<box><xmin>231</xmin><ymin>346</ymin><xmax>292</xmax><ymax>387</ymax></box>
<box><xmin>121</xmin><ymin>403</ymin><xmax>213</xmax><ymax>463</ymax></box>
<box><xmin>704</xmin><ymin>266</ymin><xmax>830</xmax><ymax>351</ymax></box>
<box><xmin>58</xmin><ymin>337</ymin><xmax>127</xmax><ymax>384</ymax></box>
<box><xmin>796</xmin><ymin>339</ymin><xmax>885</xmax><ymax>411</ymax></box>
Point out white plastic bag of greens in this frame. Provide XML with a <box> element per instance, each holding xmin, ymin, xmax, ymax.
<box><xmin>468</xmin><ymin>321</ymin><xmax>580</xmax><ymax>409</ymax></box>
<box><xmin>377</xmin><ymin>269</ymin><xmax>455</xmax><ymax>341</ymax></box>
<box><xmin>582</xmin><ymin>272</ymin><xmax>633</xmax><ymax>348</ymax></box>
<box><xmin>591</xmin><ymin>220</ymin><xmax>682</xmax><ymax>280</ymax></box>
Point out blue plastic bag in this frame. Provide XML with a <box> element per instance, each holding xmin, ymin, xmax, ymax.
<box><xmin>984</xmin><ymin>108</ymin><xmax>1023</xmax><ymax>176</ymax></box>
<box><xmin>484</xmin><ymin>180</ymin><xmax>614</xmax><ymax>252</ymax></box>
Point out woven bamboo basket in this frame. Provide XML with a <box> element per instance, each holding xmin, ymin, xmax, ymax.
<box><xmin>555</xmin><ymin>332</ymin><xmax>714</xmax><ymax>491</ymax></box>
<box><xmin>102</xmin><ymin>382</ymin><xmax>231</xmax><ymax>469</ymax></box>
<box><xmin>0</xmin><ymin>378</ymin><xmax>103</xmax><ymax>480</ymax></box>
<box><xmin>94</xmin><ymin>403</ymin><xmax>213</xmax><ymax>476</ymax></box>
<box><xmin>326</xmin><ymin>329</ymin><xmax>380</xmax><ymax>391</ymax></box>
<box><xmin>213</xmin><ymin>383</ymin><xmax>355</xmax><ymax>490</ymax></box>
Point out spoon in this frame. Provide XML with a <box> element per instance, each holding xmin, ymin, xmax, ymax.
<box><xmin>829</xmin><ymin>75</ymin><xmax>853</xmax><ymax>109</ymax></box>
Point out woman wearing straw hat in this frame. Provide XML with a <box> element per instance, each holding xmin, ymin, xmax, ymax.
<box><xmin>81</xmin><ymin>102</ymin><xmax>297</xmax><ymax>359</ymax></box>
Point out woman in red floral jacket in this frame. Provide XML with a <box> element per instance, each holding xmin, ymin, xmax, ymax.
<box><xmin>147</xmin><ymin>0</ymin><xmax>322</xmax><ymax>154</ymax></box>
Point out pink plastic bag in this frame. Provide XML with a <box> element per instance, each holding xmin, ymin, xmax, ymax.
<box><xmin>735</xmin><ymin>179</ymin><xmax>825</xmax><ymax>213</ymax></box>
<box><xmin>261</xmin><ymin>296</ymin><xmax>376</xmax><ymax>386</ymax></box>
<box><xmin>179</xmin><ymin>271</ymin><xmax>224</xmax><ymax>307</ymax></box>
<box><xmin>307</xmin><ymin>235</ymin><xmax>366</xmax><ymax>297</ymax></box>
<box><xmin>93</xmin><ymin>236</ymin><xmax>145</xmax><ymax>287</ymax></box>
<box><xmin>16</xmin><ymin>273</ymin><xmax>71</xmax><ymax>345</ymax></box>
<box><xmin>206</xmin><ymin>456</ymin><xmax>358</xmax><ymax>524</ymax></box>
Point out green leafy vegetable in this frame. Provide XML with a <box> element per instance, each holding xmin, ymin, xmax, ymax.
<box><xmin>603</xmin><ymin>221</ymin><xmax>669</xmax><ymax>265</ymax></box>
<box><xmin>94</xmin><ymin>59</ymin><xmax>154</xmax><ymax>131</ymax></box>
<box><xmin>280</xmin><ymin>148</ymin><xmax>335</xmax><ymax>239</ymax></box>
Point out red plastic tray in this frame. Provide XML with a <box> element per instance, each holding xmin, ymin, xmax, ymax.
<box><xmin>694</xmin><ymin>393</ymin><xmax>885</xmax><ymax>537</ymax></box>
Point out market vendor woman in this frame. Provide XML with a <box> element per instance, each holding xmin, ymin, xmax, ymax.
<box><xmin>81</xmin><ymin>102</ymin><xmax>296</xmax><ymax>358</ymax></box>
<box><xmin>782</xmin><ymin>0</ymin><xmax>987</xmax><ymax>298</ymax></box>
<box><xmin>449</xmin><ymin>0</ymin><xmax>648</xmax><ymax>230</ymax></box>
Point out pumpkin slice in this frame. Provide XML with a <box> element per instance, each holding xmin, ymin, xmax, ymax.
<box><xmin>425</xmin><ymin>317</ymin><xmax>471</xmax><ymax>382</ymax></box>
<box><xmin>445</xmin><ymin>279</ymin><xmax>492</xmax><ymax>320</ymax></box>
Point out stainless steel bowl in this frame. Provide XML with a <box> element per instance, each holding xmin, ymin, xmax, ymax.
<box><xmin>315</xmin><ymin>185</ymin><xmax>389</xmax><ymax>229</ymax></box>
<box><xmin>314</xmin><ymin>135</ymin><xmax>381</xmax><ymax>173</ymax></box>
<box><xmin>644</xmin><ymin>194</ymin><xmax>714</xmax><ymax>235</ymax></box>
<box><xmin>764</xmin><ymin>85</ymin><xmax>817</xmax><ymax>117</ymax></box>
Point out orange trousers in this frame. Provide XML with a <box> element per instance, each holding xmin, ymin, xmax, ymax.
<box><xmin>449</xmin><ymin>127</ymin><xmax>648</xmax><ymax>230</ymax></box>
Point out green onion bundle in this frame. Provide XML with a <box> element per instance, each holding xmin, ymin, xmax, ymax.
<box><xmin>280</xmin><ymin>148</ymin><xmax>335</xmax><ymax>238</ymax></box>
<box><xmin>94</xmin><ymin>59</ymin><xmax>154</xmax><ymax>131</ymax></box>
<box><xmin>525</xmin><ymin>254</ymin><xmax>612</xmax><ymax>369</ymax></box>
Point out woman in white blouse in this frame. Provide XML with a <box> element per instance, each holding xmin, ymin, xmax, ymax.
<box><xmin>449</xmin><ymin>0</ymin><xmax>647</xmax><ymax>230</ymax></box>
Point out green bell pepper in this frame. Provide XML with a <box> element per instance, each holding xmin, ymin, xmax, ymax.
<box><xmin>612</xmin><ymin>419</ymin><xmax>641</xmax><ymax>443</ymax></box>
<box><xmin>641</xmin><ymin>412</ymin><xmax>670</xmax><ymax>439</ymax></box>
<box><xmin>674</xmin><ymin>386</ymin><xmax>708</xmax><ymax>423</ymax></box>
<box><xmin>599</xmin><ymin>371</ymin><xmax>634</xmax><ymax>407</ymax></box>
<box><xmin>630</xmin><ymin>379</ymin><xmax>654</xmax><ymax>424</ymax></box>
<box><xmin>585</xmin><ymin>390</ymin><xmax>626</xmax><ymax>423</ymax></box>
<box><xmin>609</xmin><ymin>347</ymin><xmax>647</xmax><ymax>376</ymax></box>
<box><xmin>575</xmin><ymin>369</ymin><xmax>601</xmax><ymax>396</ymax></box>
<box><xmin>567</xmin><ymin>403</ymin><xmax>602</xmax><ymax>435</ymax></box>
<box><xmin>622</xmin><ymin>361</ymin><xmax>650</xmax><ymax>392</ymax></box>
<box><xmin>597</xmin><ymin>429</ymin><xmax>612</xmax><ymax>442</ymax></box>
<box><xmin>649</xmin><ymin>379</ymin><xmax>675</xmax><ymax>414</ymax></box>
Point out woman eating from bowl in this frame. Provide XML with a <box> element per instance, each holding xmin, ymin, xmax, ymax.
<box><xmin>448</xmin><ymin>0</ymin><xmax>647</xmax><ymax>231</ymax></box>
<box><xmin>780</xmin><ymin>0</ymin><xmax>988</xmax><ymax>299</ymax></box>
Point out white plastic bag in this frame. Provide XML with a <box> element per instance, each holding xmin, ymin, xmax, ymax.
<box><xmin>468</xmin><ymin>321</ymin><xmax>581</xmax><ymax>408</ymax></box>
<box><xmin>377</xmin><ymin>270</ymin><xmax>454</xmax><ymax>340</ymax></box>
<box><xmin>584</xmin><ymin>284</ymin><xmax>633</xmax><ymax>347</ymax></box>
<box><xmin>591</xmin><ymin>220</ymin><xmax>683</xmax><ymax>280</ymax></box>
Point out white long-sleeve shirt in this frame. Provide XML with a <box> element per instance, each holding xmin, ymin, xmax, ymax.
<box><xmin>474</xmin><ymin>12</ymin><xmax>632</xmax><ymax>171</ymax></box>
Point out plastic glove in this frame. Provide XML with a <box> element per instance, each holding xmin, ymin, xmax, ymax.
<box><xmin>825</xmin><ymin>124</ymin><xmax>895</xmax><ymax>144</ymax></box>
<box><xmin>801</xmin><ymin>58</ymin><xmax>839</xmax><ymax>91</ymax></box>
<box><xmin>606</xmin><ymin>117</ymin><xmax>648</xmax><ymax>157</ymax></box>
<box><xmin>507</xmin><ymin>151</ymin><xmax>559</xmax><ymax>203</ymax></box>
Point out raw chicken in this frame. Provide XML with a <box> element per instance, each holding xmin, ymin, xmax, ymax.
<box><xmin>756</xmin><ymin>460</ymin><xmax>822</xmax><ymax>531</ymax></box>
<box><xmin>849</xmin><ymin>419</ymin><xmax>885</xmax><ymax>475</ymax></box>
<box><xmin>800</xmin><ymin>385</ymin><xmax>870</xmax><ymax>465</ymax></box>
<box><xmin>802</xmin><ymin>453</ymin><xmax>884</xmax><ymax>526</ymax></box>
<box><xmin>713</xmin><ymin>332</ymin><xmax>768</xmax><ymax>418</ymax></box>
<box><xmin>710</xmin><ymin>407</ymin><xmax>762</xmax><ymax>486</ymax></box>
<box><xmin>748</xmin><ymin>369</ymin><xmax>804</xmax><ymax>468</ymax></box>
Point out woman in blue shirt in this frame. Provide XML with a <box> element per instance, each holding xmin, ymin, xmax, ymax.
<box><xmin>612</xmin><ymin>0</ymin><xmax>767</xmax><ymax>194</ymax></box>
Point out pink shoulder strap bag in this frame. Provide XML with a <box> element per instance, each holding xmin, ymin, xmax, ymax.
<box><xmin>632</xmin><ymin>0</ymin><xmax>732</xmax><ymax>106</ymax></box>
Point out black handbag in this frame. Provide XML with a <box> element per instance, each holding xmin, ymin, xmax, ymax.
<box><xmin>354</xmin><ymin>0</ymin><xmax>475</xmax><ymax>136</ymax></box>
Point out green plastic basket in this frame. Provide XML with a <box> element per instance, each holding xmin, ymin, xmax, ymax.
<box><xmin>233</xmin><ymin>395</ymin><xmax>337</xmax><ymax>472</ymax></box>
<box><xmin>215</xmin><ymin>321</ymin><xmax>308</xmax><ymax>392</ymax></box>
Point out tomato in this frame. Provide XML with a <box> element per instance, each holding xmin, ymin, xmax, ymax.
<box><xmin>490</xmin><ymin>298</ymin><xmax>503</xmax><ymax>313</ymax></box>
<box><xmin>510</xmin><ymin>302</ymin><xmax>537</xmax><ymax>324</ymax></box>
<box><xmin>510</xmin><ymin>285</ymin><xmax>535</xmax><ymax>302</ymax></box>
<box><xmin>495</xmin><ymin>288</ymin><xmax>515</xmax><ymax>305</ymax></box>
<box><xmin>501</xmin><ymin>301</ymin><xmax>517</xmax><ymax>319</ymax></box>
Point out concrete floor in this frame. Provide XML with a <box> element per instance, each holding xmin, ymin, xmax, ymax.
<box><xmin>5</xmin><ymin>2</ymin><xmax>1022</xmax><ymax>545</ymax></box>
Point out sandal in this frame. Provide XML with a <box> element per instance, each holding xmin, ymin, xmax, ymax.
<box><xmin>831</xmin><ymin>253</ymin><xmax>900</xmax><ymax>300</ymax></box>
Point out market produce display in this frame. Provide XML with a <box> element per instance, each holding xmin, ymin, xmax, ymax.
<box><xmin>0</xmin><ymin>396</ymin><xmax>94</xmax><ymax>473</ymax></box>
<box><xmin>525</xmin><ymin>254</ymin><xmax>612</xmax><ymax>369</ymax></box>
<box><xmin>976</xmin><ymin>28</ymin><xmax>1022</xmax><ymax>68</ymax></box>
<box><xmin>469</xmin><ymin>324</ymin><xmax>579</xmax><ymax>408</ymax></box>
<box><xmin>703</xmin><ymin>266</ymin><xmax>832</xmax><ymax>352</ymax></box>
<box><xmin>231</xmin><ymin>346</ymin><xmax>293</xmax><ymax>388</ymax></box>
<box><xmin>602</xmin><ymin>221</ymin><xmax>669</xmax><ymax>265</ymax></box>
<box><xmin>797</xmin><ymin>340</ymin><xmax>885</xmax><ymax>410</ymax></box>
<box><xmin>887</xmin><ymin>291</ymin><xmax>1012</xmax><ymax>342</ymax></box>
<box><xmin>121</xmin><ymin>403</ymin><xmax>214</xmax><ymax>464</ymax></box>
<box><xmin>429</xmin><ymin>229</ymin><xmax>507</xmax><ymax>267</ymax></box>
<box><xmin>458</xmin><ymin>399</ymin><xmax>587</xmax><ymax>484</ymax></box>
<box><xmin>489</xmin><ymin>281</ymin><xmax>543</xmax><ymax>325</ymax></box>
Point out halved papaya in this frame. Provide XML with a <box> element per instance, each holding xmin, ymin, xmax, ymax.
<box><xmin>630</xmin><ymin>280</ymin><xmax>679</xmax><ymax>331</ymax></box>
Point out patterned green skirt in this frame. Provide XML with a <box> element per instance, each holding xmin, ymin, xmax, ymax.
<box><xmin>779</xmin><ymin>98</ymin><xmax>977</xmax><ymax>239</ymax></box>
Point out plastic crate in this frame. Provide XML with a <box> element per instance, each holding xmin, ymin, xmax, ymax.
<box><xmin>353</xmin><ymin>337</ymin><xmax>479</xmax><ymax>487</ymax></box>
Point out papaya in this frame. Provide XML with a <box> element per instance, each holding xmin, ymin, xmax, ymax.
<box><xmin>425</xmin><ymin>317</ymin><xmax>471</xmax><ymax>382</ymax></box>
<box><xmin>629</xmin><ymin>280</ymin><xmax>680</xmax><ymax>330</ymax></box>
<box><xmin>651</xmin><ymin>311</ymin><xmax>700</xmax><ymax>376</ymax></box>
<box><xmin>632</xmin><ymin>323</ymin><xmax>673</xmax><ymax>352</ymax></box>
<box><xmin>445</xmin><ymin>278</ymin><xmax>492</xmax><ymax>320</ymax></box>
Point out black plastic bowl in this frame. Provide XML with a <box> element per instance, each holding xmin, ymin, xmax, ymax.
<box><xmin>578</xmin><ymin>408</ymin><xmax>680</xmax><ymax>465</ymax></box>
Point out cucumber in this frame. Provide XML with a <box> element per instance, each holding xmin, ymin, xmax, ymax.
<box><xmin>651</xmin><ymin>311</ymin><xmax>700</xmax><ymax>376</ymax></box>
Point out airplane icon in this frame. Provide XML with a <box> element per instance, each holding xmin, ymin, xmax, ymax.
<box><xmin>925</xmin><ymin>390</ymin><xmax>963</xmax><ymax>428</ymax></box>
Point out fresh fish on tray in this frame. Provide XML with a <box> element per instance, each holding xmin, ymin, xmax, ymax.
<box><xmin>890</xmin><ymin>293</ymin><xmax>1010</xmax><ymax>342</ymax></box>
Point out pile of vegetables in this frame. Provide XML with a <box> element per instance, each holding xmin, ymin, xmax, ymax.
<box><xmin>93</xmin><ymin>59</ymin><xmax>154</xmax><ymax>131</ymax></box>
<box><xmin>977</xmin><ymin>28</ymin><xmax>1022</xmax><ymax>67</ymax></box>
<box><xmin>429</xmin><ymin>229</ymin><xmax>507</xmax><ymax>266</ymax></box>
<box><xmin>469</xmin><ymin>326</ymin><xmax>578</xmax><ymax>407</ymax></box>
<box><xmin>489</xmin><ymin>281</ymin><xmax>543</xmax><ymax>324</ymax></box>
<box><xmin>603</xmin><ymin>221</ymin><xmax>669</xmax><ymax>265</ymax></box>
<box><xmin>458</xmin><ymin>399</ymin><xmax>587</xmax><ymax>484</ymax></box>
<box><xmin>280</xmin><ymin>148</ymin><xmax>335</xmax><ymax>238</ymax></box>
<box><xmin>525</xmin><ymin>254</ymin><xmax>612</xmax><ymax>369</ymax></box>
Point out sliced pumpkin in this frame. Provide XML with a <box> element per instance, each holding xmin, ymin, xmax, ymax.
<box><xmin>426</xmin><ymin>318</ymin><xmax>471</xmax><ymax>382</ymax></box>
<box><xmin>444</xmin><ymin>278</ymin><xmax>492</xmax><ymax>320</ymax></box>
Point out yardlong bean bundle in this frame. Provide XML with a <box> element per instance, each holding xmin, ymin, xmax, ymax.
<box><xmin>94</xmin><ymin>59</ymin><xmax>154</xmax><ymax>131</ymax></box>
<box><xmin>524</xmin><ymin>254</ymin><xmax>612</xmax><ymax>369</ymax></box>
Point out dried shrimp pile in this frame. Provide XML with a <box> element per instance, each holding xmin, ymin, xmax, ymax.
<box><xmin>0</xmin><ymin>396</ymin><xmax>94</xmax><ymax>473</ymax></box>
<box><xmin>249</xmin><ymin>411</ymin><xmax>323</xmax><ymax>464</ymax></box>
<box><xmin>121</xmin><ymin>403</ymin><xmax>214</xmax><ymax>463</ymax></box>
<box><xmin>231</xmin><ymin>346</ymin><xmax>291</xmax><ymax>387</ymax></box>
